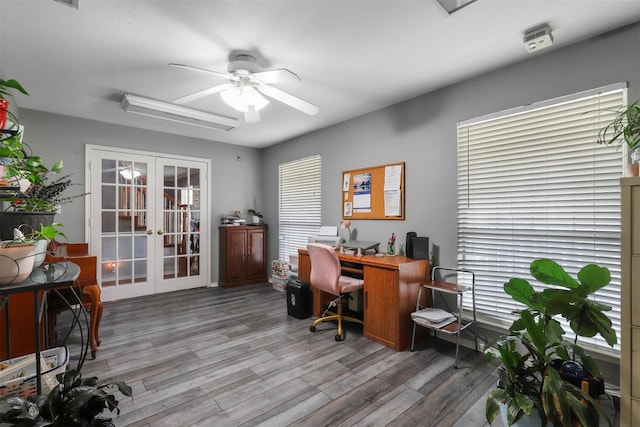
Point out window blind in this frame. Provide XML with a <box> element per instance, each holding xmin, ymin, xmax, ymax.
<box><xmin>279</xmin><ymin>155</ymin><xmax>322</xmax><ymax>261</ymax></box>
<box><xmin>457</xmin><ymin>84</ymin><xmax>625</xmax><ymax>353</ymax></box>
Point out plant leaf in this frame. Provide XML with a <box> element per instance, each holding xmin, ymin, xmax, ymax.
<box><xmin>541</xmin><ymin>368</ymin><xmax>572</xmax><ymax>425</ymax></box>
<box><xmin>485</xmin><ymin>388</ymin><xmax>507</xmax><ymax>424</ymax></box>
<box><xmin>530</xmin><ymin>258</ymin><xmax>579</xmax><ymax>288</ymax></box>
<box><xmin>577</xmin><ymin>264</ymin><xmax>611</xmax><ymax>293</ymax></box>
<box><xmin>0</xmin><ymin>79</ymin><xmax>29</xmax><ymax>96</ymax></box>
<box><xmin>504</xmin><ymin>278</ymin><xmax>536</xmax><ymax>308</ymax></box>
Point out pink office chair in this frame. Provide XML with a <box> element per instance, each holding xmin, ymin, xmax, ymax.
<box><xmin>307</xmin><ymin>243</ymin><xmax>364</xmax><ymax>341</ymax></box>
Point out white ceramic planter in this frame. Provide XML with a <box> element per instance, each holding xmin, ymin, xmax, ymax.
<box><xmin>32</xmin><ymin>239</ymin><xmax>48</xmax><ymax>267</ymax></box>
<box><xmin>500</xmin><ymin>403</ymin><xmax>551</xmax><ymax>427</ymax></box>
<box><xmin>0</xmin><ymin>244</ymin><xmax>36</xmax><ymax>285</ymax></box>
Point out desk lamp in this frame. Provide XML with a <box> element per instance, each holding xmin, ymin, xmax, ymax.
<box><xmin>340</xmin><ymin>220</ymin><xmax>352</xmax><ymax>243</ymax></box>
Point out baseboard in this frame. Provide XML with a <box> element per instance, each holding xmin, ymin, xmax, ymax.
<box><xmin>431</xmin><ymin>331</ymin><xmax>481</xmax><ymax>352</ymax></box>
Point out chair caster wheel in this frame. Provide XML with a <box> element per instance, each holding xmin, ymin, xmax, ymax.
<box><xmin>310</xmin><ymin>326</ymin><xmax>316</xmax><ymax>332</ymax></box>
<box><xmin>335</xmin><ymin>334</ymin><xmax>344</xmax><ymax>341</ymax></box>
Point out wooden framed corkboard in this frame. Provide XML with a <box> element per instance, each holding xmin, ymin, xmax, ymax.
<box><xmin>341</xmin><ymin>162</ymin><xmax>405</xmax><ymax>220</ymax></box>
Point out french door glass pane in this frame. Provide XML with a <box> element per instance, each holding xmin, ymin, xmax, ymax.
<box><xmin>100</xmin><ymin>158</ymin><xmax>149</xmax><ymax>288</ymax></box>
<box><xmin>161</xmin><ymin>165</ymin><xmax>200</xmax><ymax>279</ymax></box>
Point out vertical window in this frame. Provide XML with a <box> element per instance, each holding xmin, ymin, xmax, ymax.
<box><xmin>457</xmin><ymin>84</ymin><xmax>625</xmax><ymax>352</ymax></box>
<box><xmin>279</xmin><ymin>155</ymin><xmax>322</xmax><ymax>260</ymax></box>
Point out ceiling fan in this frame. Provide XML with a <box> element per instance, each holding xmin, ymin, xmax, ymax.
<box><xmin>169</xmin><ymin>54</ymin><xmax>319</xmax><ymax>123</ymax></box>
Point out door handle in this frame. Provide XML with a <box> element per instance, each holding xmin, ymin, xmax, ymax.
<box><xmin>157</xmin><ymin>230</ymin><xmax>163</xmax><ymax>235</ymax></box>
<box><xmin>147</xmin><ymin>230</ymin><xmax>153</xmax><ymax>235</ymax></box>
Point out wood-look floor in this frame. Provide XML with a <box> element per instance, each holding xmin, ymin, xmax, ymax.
<box><xmin>60</xmin><ymin>283</ymin><xmax>499</xmax><ymax>427</ymax></box>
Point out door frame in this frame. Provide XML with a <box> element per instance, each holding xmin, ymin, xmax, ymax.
<box><xmin>85</xmin><ymin>144</ymin><xmax>211</xmax><ymax>299</ymax></box>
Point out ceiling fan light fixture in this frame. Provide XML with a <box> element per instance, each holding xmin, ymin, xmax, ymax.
<box><xmin>119</xmin><ymin>167</ymin><xmax>141</xmax><ymax>180</ymax></box>
<box><xmin>220</xmin><ymin>85</ymin><xmax>269</xmax><ymax>113</ymax></box>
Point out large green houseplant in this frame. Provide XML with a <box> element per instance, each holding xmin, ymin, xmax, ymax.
<box><xmin>485</xmin><ymin>258</ymin><xmax>617</xmax><ymax>427</ymax></box>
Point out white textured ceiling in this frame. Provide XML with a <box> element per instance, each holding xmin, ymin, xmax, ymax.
<box><xmin>2</xmin><ymin>0</ymin><xmax>640</xmax><ymax>148</ymax></box>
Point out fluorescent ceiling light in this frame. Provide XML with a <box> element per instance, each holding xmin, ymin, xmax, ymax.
<box><xmin>121</xmin><ymin>94</ymin><xmax>239</xmax><ymax>131</ymax></box>
<box><xmin>435</xmin><ymin>0</ymin><xmax>477</xmax><ymax>14</ymax></box>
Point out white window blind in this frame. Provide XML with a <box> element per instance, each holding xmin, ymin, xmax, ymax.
<box><xmin>457</xmin><ymin>84</ymin><xmax>625</xmax><ymax>352</ymax></box>
<box><xmin>279</xmin><ymin>155</ymin><xmax>322</xmax><ymax>261</ymax></box>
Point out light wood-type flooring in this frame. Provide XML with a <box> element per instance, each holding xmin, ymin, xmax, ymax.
<box><xmin>60</xmin><ymin>283</ymin><xmax>502</xmax><ymax>427</ymax></box>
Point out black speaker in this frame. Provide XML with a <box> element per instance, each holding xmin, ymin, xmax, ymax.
<box><xmin>406</xmin><ymin>232</ymin><xmax>417</xmax><ymax>258</ymax></box>
<box><xmin>409</xmin><ymin>236</ymin><xmax>429</xmax><ymax>260</ymax></box>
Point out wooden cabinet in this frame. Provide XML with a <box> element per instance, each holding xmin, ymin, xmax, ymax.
<box><xmin>219</xmin><ymin>225</ymin><xmax>267</xmax><ymax>288</ymax></box>
<box><xmin>621</xmin><ymin>178</ymin><xmax>640</xmax><ymax>427</ymax></box>
<box><xmin>298</xmin><ymin>249</ymin><xmax>428</xmax><ymax>351</ymax></box>
<box><xmin>363</xmin><ymin>265</ymin><xmax>399</xmax><ymax>349</ymax></box>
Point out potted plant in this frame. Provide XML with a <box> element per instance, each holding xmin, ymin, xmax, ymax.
<box><xmin>0</xmin><ymin>240</ymin><xmax>37</xmax><ymax>285</ymax></box>
<box><xmin>0</xmin><ymin>78</ymin><xmax>86</xmax><ymax>240</ymax></box>
<box><xmin>0</xmin><ymin>140</ymin><xmax>73</xmax><ymax>239</ymax></box>
<box><xmin>0</xmin><ymin>369</ymin><xmax>132</xmax><ymax>427</ymax></box>
<box><xmin>0</xmin><ymin>79</ymin><xmax>70</xmax><ymax>240</ymax></box>
<box><xmin>247</xmin><ymin>208</ymin><xmax>263</xmax><ymax>224</ymax></box>
<box><xmin>11</xmin><ymin>223</ymin><xmax>67</xmax><ymax>267</ymax></box>
<box><xmin>1</xmin><ymin>77</ymin><xmax>31</xmax><ymax>185</ymax></box>
<box><xmin>0</xmin><ymin>223</ymin><xmax>66</xmax><ymax>283</ymax></box>
<box><xmin>598</xmin><ymin>99</ymin><xmax>640</xmax><ymax>175</ymax></box>
<box><xmin>485</xmin><ymin>258</ymin><xmax>617</xmax><ymax>426</ymax></box>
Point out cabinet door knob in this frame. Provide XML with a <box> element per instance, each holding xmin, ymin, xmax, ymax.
<box><xmin>157</xmin><ymin>230</ymin><xmax>164</xmax><ymax>235</ymax></box>
<box><xmin>147</xmin><ymin>229</ymin><xmax>153</xmax><ymax>235</ymax></box>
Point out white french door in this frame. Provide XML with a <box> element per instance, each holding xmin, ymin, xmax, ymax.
<box><xmin>87</xmin><ymin>146</ymin><xmax>209</xmax><ymax>301</ymax></box>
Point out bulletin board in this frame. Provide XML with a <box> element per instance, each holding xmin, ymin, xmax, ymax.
<box><xmin>341</xmin><ymin>162</ymin><xmax>405</xmax><ymax>220</ymax></box>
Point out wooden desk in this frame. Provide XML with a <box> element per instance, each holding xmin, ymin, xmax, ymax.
<box><xmin>298</xmin><ymin>249</ymin><xmax>429</xmax><ymax>351</ymax></box>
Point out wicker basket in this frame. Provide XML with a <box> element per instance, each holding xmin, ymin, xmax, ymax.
<box><xmin>0</xmin><ymin>346</ymin><xmax>69</xmax><ymax>411</ymax></box>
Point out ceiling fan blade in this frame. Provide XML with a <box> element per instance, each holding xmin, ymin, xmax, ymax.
<box><xmin>251</xmin><ymin>68</ymin><xmax>300</xmax><ymax>84</ymax></box>
<box><xmin>173</xmin><ymin>83</ymin><xmax>233</xmax><ymax>104</ymax></box>
<box><xmin>257</xmin><ymin>85</ymin><xmax>319</xmax><ymax>116</ymax></box>
<box><xmin>168</xmin><ymin>63</ymin><xmax>235</xmax><ymax>81</ymax></box>
<box><xmin>244</xmin><ymin>106</ymin><xmax>261</xmax><ymax>123</ymax></box>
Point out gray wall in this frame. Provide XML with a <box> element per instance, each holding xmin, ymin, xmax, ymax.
<box><xmin>263</xmin><ymin>23</ymin><xmax>640</xmax><ymax>270</ymax></box>
<box><xmin>17</xmin><ymin>110</ymin><xmax>264</xmax><ymax>285</ymax></box>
